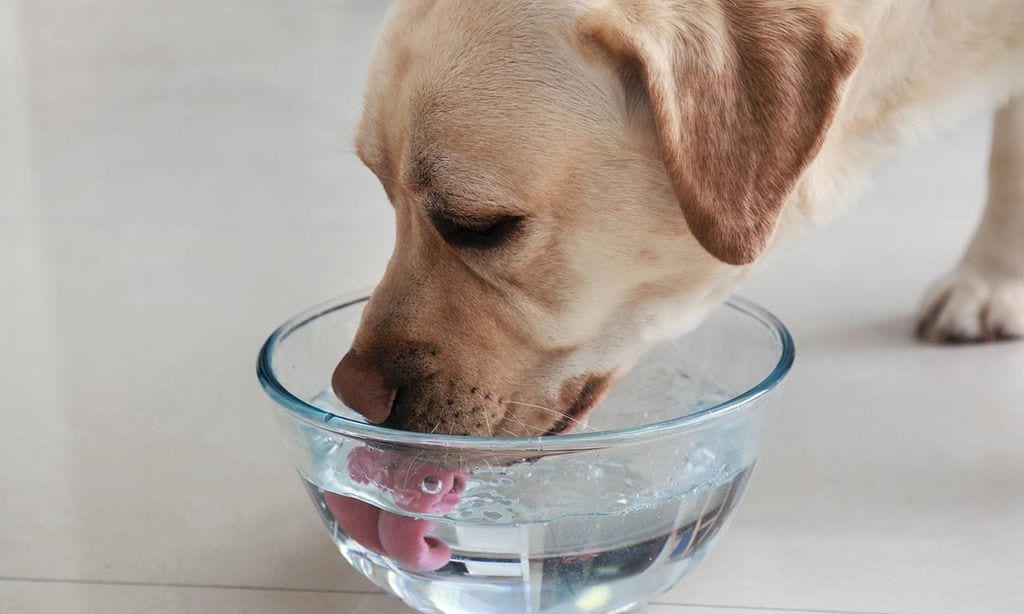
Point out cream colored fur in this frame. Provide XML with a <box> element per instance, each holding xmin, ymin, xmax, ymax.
<box><xmin>345</xmin><ymin>0</ymin><xmax>1024</xmax><ymax>435</ymax></box>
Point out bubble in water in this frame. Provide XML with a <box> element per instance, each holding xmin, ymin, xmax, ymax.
<box><xmin>420</xmin><ymin>476</ymin><xmax>444</xmax><ymax>495</ymax></box>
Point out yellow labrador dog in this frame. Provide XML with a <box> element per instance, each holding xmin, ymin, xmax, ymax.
<box><xmin>333</xmin><ymin>0</ymin><xmax>1024</xmax><ymax>437</ymax></box>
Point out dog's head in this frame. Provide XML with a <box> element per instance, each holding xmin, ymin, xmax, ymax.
<box><xmin>334</xmin><ymin>0</ymin><xmax>859</xmax><ymax>436</ymax></box>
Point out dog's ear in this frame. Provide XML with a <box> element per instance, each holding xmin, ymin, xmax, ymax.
<box><xmin>578</xmin><ymin>2</ymin><xmax>861</xmax><ymax>265</ymax></box>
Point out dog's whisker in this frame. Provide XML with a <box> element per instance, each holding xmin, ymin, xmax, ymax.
<box><xmin>505</xmin><ymin>400</ymin><xmax>596</xmax><ymax>431</ymax></box>
<box><xmin>493</xmin><ymin>411</ymin><xmax>538</xmax><ymax>437</ymax></box>
<box><xmin>504</xmin><ymin>400</ymin><xmax>575</xmax><ymax>420</ymax></box>
<box><xmin>495</xmin><ymin>413</ymin><xmax>530</xmax><ymax>434</ymax></box>
<box><xmin>478</xmin><ymin>456</ymin><xmax>498</xmax><ymax>479</ymax></box>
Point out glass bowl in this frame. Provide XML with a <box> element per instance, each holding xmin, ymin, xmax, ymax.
<box><xmin>257</xmin><ymin>294</ymin><xmax>793</xmax><ymax>614</ymax></box>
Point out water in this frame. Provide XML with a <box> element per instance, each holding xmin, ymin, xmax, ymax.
<box><xmin>292</xmin><ymin>350</ymin><xmax>760</xmax><ymax>613</ymax></box>
<box><xmin>303</xmin><ymin>466</ymin><xmax>752</xmax><ymax>614</ymax></box>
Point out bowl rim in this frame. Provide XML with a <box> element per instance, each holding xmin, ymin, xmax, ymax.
<box><xmin>257</xmin><ymin>293</ymin><xmax>794</xmax><ymax>452</ymax></box>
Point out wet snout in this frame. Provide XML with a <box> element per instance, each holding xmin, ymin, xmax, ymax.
<box><xmin>331</xmin><ymin>338</ymin><xmax>512</xmax><ymax>435</ymax></box>
<box><xmin>332</xmin><ymin>350</ymin><xmax>396</xmax><ymax>424</ymax></box>
<box><xmin>332</xmin><ymin>335</ymin><xmax>616</xmax><ymax>437</ymax></box>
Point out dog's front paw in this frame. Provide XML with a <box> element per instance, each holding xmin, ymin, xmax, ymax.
<box><xmin>917</xmin><ymin>268</ymin><xmax>1024</xmax><ymax>343</ymax></box>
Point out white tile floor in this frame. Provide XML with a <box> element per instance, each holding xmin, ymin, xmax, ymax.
<box><xmin>2</xmin><ymin>1</ymin><xmax>1022</xmax><ymax>613</ymax></box>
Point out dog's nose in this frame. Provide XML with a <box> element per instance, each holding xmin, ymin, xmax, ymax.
<box><xmin>331</xmin><ymin>350</ymin><xmax>395</xmax><ymax>424</ymax></box>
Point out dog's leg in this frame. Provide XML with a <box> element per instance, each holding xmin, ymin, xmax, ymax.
<box><xmin>918</xmin><ymin>95</ymin><xmax>1024</xmax><ymax>342</ymax></box>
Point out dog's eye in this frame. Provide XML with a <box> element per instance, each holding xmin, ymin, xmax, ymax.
<box><xmin>431</xmin><ymin>214</ymin><xmax>524</xmax><ymax>250</ymax></box>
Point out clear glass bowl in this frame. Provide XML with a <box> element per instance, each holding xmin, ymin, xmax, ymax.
<box><xmin>257</xmin><ymin>294</ymin><xmax>793</xmax><ymax>614</ymax></box>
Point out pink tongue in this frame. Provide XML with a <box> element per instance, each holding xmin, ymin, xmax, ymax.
<box><xmin>323</xmin><ymin>449</ymin><xmax>466</xmax><ymax>572</ymax></box>
<box><xmin>378</xmin><ymin>512</ymin><xmax>451</xmax><ymax>571</ymax></box>
<box><xmin>324</xmin><ymin>493</ymin><xmax>452</xmax><ymax>572</ymax></box>
<box><xmin>325</xmin><ymin>494</ymin><xmax>384</xmax><ymax>555</ymax></box>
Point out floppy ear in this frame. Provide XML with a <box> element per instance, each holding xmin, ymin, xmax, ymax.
<box><xmin>578</xmin><ymin>1</ymin><xmax>861</xmax><ymax>264</ymax></box>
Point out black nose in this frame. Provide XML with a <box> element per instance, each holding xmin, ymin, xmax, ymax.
<box><xmin>331</xmin><ymin>350</ymin><xmax>395</xmax><ymax>424</ymax></box>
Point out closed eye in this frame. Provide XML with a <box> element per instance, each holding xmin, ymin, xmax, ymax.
<box><xmin>430</xmin><ymin>213</ymin><xmax>525</xmax><ymax>250</ymax></box>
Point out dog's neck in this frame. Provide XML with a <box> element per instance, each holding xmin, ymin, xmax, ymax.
<box><xmin>782</xmin><ymin>0</ymin><xmax>1024</xmax><ymax>236</ymax></box>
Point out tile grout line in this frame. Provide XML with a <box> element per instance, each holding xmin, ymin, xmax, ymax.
<box><xmin>0</xmin><ymin>576</ymin><xmax>899</xmax><ymax>614</ymax></box>
<box><xmin>649</xmin><ymin>600</ymin><xmax>897</xmax><ymax>614</ymax></box>
<box><xmin>0</xmin><ymin>576</ymin><xmax>383</xmax><ymax>596</ymax></box>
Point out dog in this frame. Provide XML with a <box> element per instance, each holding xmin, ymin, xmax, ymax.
<box><xmin>332</xmin><ymin>0</ymin><xmax>1024</xmax><ymax>437</ymax></box>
